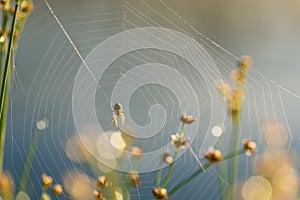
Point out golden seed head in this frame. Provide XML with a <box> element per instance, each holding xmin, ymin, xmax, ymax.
<box><xmin>0</xmin><ymin>0</ymin><xmax>6</xmax><ymax>8</ymax></box>
<box><xmin>152</xmin><ymin>187</ymin><xmax>159</xmax><ymax>194</ymax></box>
<box><xmin>152</xmin><ymin>187</ymin><xmax>168</xmax><ymax>199</ymax></box>
<box><xmin>96</xmin><ymin>176</ymin><xmax>108</xmax><ymax>189</ymax></box>
<box><xmin>238</xmin><ymin>55</ymin><xmax>252</xmax><ymax>71</ymax></box>
<box><xmin>131</xmin><ymin>146</ymin><xmax>143</xmax><ymax>158</ymax></box>
<box><xmin>180</xmin><ymin>112</ymin><xmax>195</xmax><ymax>124</ymax></box>
<box><xmin>159</xmin><ymin>188</ymin><xmax>167</xmax><ymax>196</ymax></box>
<box><xmin>41</xmin><ymin>193</ymin><xmax>51</xmax><ymax>200</ymax></box>
<box><xmin>128</xmin><ymin>172</ymin><xmax>140</xmax><ymax>186</ymax></box>
<box><xmin>203</xmin><ymin>148</ymin><xmax>222</xmax><ymax>163</ymax></box>
<box><xmin>227</xmin><ymin>88</ymin><xmax>244</xmax><ymax>114</ymax></box>
<box><xmin>9</xmin><ymin>7</ymin><xmax>23</xmax><ymax>19</ymax></box>
<box><xmin>9</xmin><ymin>7</ymin><xmax>14</xmax><ymax>15</ymax></box>
<box><xmin>243</xmin><ymin>139</ymin><xmax>256</xmax><ymax>156</ymax></box>
<box><xmin>0</xmin><ymin>172</ymin><xmax>14</xmax><ymax>196</ymax></box>
<box><xmin>217</xmin><ymin>80</ymin><xmax>231</xmax><ymax>98</ymax></box>
<box><xmin>41</xmin><ymin>174</ymin><xmax>52</xmax><ymax>187</ymax></box>
<box><xmin>20</xmin><ymin>1</ymin><xmax>34</xmax><ymax>14</ymax></box>
<box><xmin>93</xmin><ymin>190</ymin><xmax>103</xmax><ymax>200</ymax></box>
<box><xmin>231</xmin><ymin>69</ymin><xmax>245</xmax><ymax>84</ymax></box>
<box><xmin>52</xmin><ymin>184</ymin><xmax>63</xmax><ymax>195</ymax></box>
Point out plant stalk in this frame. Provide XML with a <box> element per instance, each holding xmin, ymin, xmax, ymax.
<box><xmin>161</xmin><ymin>123</ymin><xmax>185</xmax><ymax>187</ymax></box>
<box><xmin>227</xmin><ymin>113</ymin><xmax>240</xmax><ymax>200</ymax></box>
<box><xmin>18</xmin><ymin>128</ymin><xmax>41</xmax><ymax>192</ymax></box>
<box><xmin>0</xmin><ymin>0</ymin><xmax>20</xmax><ymax>173</ymax></box>
<box><xmin>0</xmin><ymin>67</ymin><xmax>10</xmax><ymax>171</ymax></box>
<box><xmin>168</xmin><ymin>149</ymin><xmax>244</xmax><ymax>197</ymax></box>
<box><xmin>215</xmin><ymin>141</ymin><xmax>229</xmax><ymax>200</ymax></box>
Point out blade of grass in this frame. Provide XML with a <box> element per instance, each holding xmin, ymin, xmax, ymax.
<box><xmin>18</xmin><ymin>128</ymin><xmax>42</xmax><ymax>192</ymax></box>
<box><xmin>168</xmin><ymin>149</ymin><xmax>244</xmax><ymax>197</ymax></box>
<box><xmin>156</xmin><ymin>168</ymin><xmax>162</xmax><ymax>186</ymax></box>
<box><xmin>161</xmin><ymin>123</ymin><xmax>185</xmax><ymax>187</ymax></box>
<box><xmin>0</xmin><ymin>66</ymin><xmax>10</xmax><ymax>171</ymax></box>
<box><xmin>227</xmin><ymin>114</ymin><xmax>240</xmax><ymax>199</ymax></box>
<box><xmin>0</xmin><ymin>0</ymin><xmax>20</xmax><ymax>173</ymax></box>
<box><xmin>215</xmin><ymin>140</ymin><xmax>229</xmax><ymax>200</ymax></box>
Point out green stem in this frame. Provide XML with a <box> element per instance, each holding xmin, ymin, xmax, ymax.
<box><xmin>215</xmin><ymin>141</ymin><xmax>229</xmax><ymax>200</ymax></box>
<box><xmin>0</xmin><ymin>71</ymin><xmax>9</xmax><ymax>171</ymax></box>
<box><xmin>161</xmin><ymin>123</ymin><xmax>185</xmax><ymax>187</ymax></box>
<box><xmin>0</xmin><ymin>0</ymin><xmax>20</xmax><ymax>173</ymax></box>
<box><xmin>168</xmin><ymin>149</ymin><xmax>244</xmax><ymax>197</ymax></box>
<box><xmin>161</xmin><ymin>150</ymin><xmax>177</xmax><ymax>188</ymax></box>
<box><xmin>228</xmin><ymin>114</ymin><xmax>240</xmax><ymax>199</ymax></box>
<box><xmin>179</xmin><ymin>123</ymin><xmax>185</xmax><ymax>137</ymax></box>
<box><xmin>18</xmin><ymin>128</ymin><xmax>42</xmax><ymax>192</ymax></box>
<box><xmin>168</xmin><ymin>163</ymin><xmax>210</xmax><ymax>196</ymax></box>
<box><xmin>0</xmin><ymin>0</ymin><xmax>20</xmax><ymax>118</ymax></box>
<box><xmin>155</xmin><ymin>168</ymin><xmax>162</xmax><ymax>186</ymax></box>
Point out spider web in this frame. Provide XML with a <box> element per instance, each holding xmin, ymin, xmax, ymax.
<box><xmin>4</xmin><ymin>0</ymin><xmax>300</xmax><ymax>199</ymax></box>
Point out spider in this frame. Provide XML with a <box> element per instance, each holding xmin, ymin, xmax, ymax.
<box><xmin>111</xmin><ymin>102</ymin><xmax>125</xmax><ymax>128</ymax></box>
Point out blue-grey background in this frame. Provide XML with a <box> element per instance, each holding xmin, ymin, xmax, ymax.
<box><xmin>3</xmin><ymin>0</ymin><xmax>300</xmax><ymax>199</ymax></box>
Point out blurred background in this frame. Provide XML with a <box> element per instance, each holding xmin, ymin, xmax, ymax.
<box><xmin>3</xmin><ymin>0</ymin><xmax>300</xmax><ymax>199</ymax></box>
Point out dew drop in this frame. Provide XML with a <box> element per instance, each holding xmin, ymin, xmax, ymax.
<box><xmin>36</xmin><ymin>119</ymin><xmax>48</xmax><ymax>130</ymax></box>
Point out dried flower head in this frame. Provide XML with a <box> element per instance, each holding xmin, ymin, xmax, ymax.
<box><xmin>0</xmin><ymin>172</ymin><xmax>14</xmax><ymax>199</ymax></box>
<box><xmin>41</xmin><ymin>174</ymin><xmax>52</xmax><ymax>187</ymax></box>
<box><xmin>128</xmin><ymin>172</ymin><xmax>140</xmax><ymax>186</ymax></box>
<box><xmin>96</xmin><ymin>176</ymin><xmax>108</xmax><ymax>189</ymax></box>
<box><xmin>52</xmin><ymin>184</ymin><xmax>63</xmax><ymax>195</ymax></box>
<box><xmin>238</xmin><ymin>55</ymin><xmax>252</xmax><ymax>71</ymax></box>
<box><xmin>0</xmin><ymin>0</ymin><xmax>8</xmax><ymax>10</ymax></box>
<box><xmin>152</xmin><ymin>187</ymin><xmax>168</xmax><ymax>199</ymax></box>
<box><xmin>217</xmin><ymin>80</ymin><xmax>231</xmax><ymax>98</ymax></box>
<box><xmin>243</xmin><ymin>139</ymin><xmax>256</xmax><ymax>156</ymax></box>
<box><xmin>20</xmin><ymin>1</ymin><xmax>34</xmax><ymax>14</ymax></box>
<box><xmin>231</xmin><ymin>68</ymin><xmax>246</xmax><ymax>84</ymax></box>
<box><xmin>170</xmin><ymin>134</ymin><xmax>188</xmax><ymax>149</ymax></box>
<box><xmin>41</xmin><ymin>193</ymin><xmax>51</xmax><ymax>200</ymax></box>
<box><xmin>227</xmin><ymin>88</ymin><xmax>243</xmax><ymax>114</ymax></box>
<box><xmin>9</xmin><ymin>7</ymin><xmax>14</xmax><ymax>15</ymax></box>
<box><xmin>203</xmin><ymin>148</ymin><xmax>222</xmax><ymax>163</ymax></box>
<box><xmin>131</xmin><ymin>146</ymin><xmax>143</xmax><ymax>158</ymax></box>
<box><xmin>0</xmin><ymin>0</ymin><xmax>6</xmax><ymax>7</ymax></box>
<box><xmin>93</xmin><ymin>190</ymin><xmax>103</xmax><ymax>200</ymax></box>
<box><xmin>180</xmin><ymin>112</ymin><xmax>195</xmax><ymax>124</ymax></box>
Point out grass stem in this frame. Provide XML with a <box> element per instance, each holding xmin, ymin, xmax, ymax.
<box><xmin>228</xmin><ymin>114</ymin><xmax>240</xmax><ymax>199</ymax></box>
<box><xmin>0</xmin><ymin>0</ymin><xmax>20</xmax><ymax>173</ymax></box>
<box><xmin>215</xmin><ymin>141</ymin><xmax>229</xmax><ymax>200</ymax></box>
<box><xmin>18</xmin><ymin>128</ymin><xmax>41</xmax><ymax>192</ymax></box>
<box><xmin>168</xmin><ymin>149</ymin><xmax>244</xmax><ymax>197</ymax></box>
<box><xmin>161</xmin><ymin>123</ymin><xmax>185</xmax><ymax>187</ymax></box>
